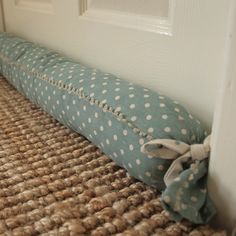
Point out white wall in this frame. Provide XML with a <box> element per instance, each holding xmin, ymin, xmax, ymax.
<box><xmin>209</xmin><ymin>0</ymin><xmax>236</xmax><ymax>232</ymax></box>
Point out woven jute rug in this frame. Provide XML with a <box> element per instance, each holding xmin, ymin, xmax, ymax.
<box><xmin>0</xmin><ymin>75</ymin><xmax>225</xmax><ymax>236</ymax></box>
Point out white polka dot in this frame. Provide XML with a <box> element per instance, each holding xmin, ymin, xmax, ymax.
<box><xmin>48</xmin><ymin>96</ymin><xmax>51</xmax><ymax>100</ymax></box>
<box><xmin>191</xmin><ymin>196</ymin><xmax>198</xmax><ymax>202</ymax></box>
<box><xmin>91</xmin><ymin>77</ymin><xmax>96</xmax><ymax>80</ymax></box>
<box><xmin>129</xmin><ymin>144</ymin><xmax>134</xmax><ymax>151</ymax></box>
<box><xmin>72</xmin><ymin>116</ymin><xmax>75</xmax><ymax>121</ymax></box>
<box><xmin>113</xmin><ymin>135</ymin><xmax>118</xmax><ymax>141</ymax></box>
<box><xmin>136</xmin><ymin>159</ymin><xmax>141</xmax><ymax>165</ymax></box>
<box><xmin>88</xmin><ymin>118</ymin><xmax>91</xmax><ymax>123</ymax></box>
<box><xmin>102</xmin><ymin>82</ymin><xmax>108</xmax><ymax>86</ymax></box>
<box><xmin>181</xmin><ymin>129</ymin><xmax>187</xmax><ymax>135</ymax></box>
<box><xmin>139</xmin><ymin>139</ymin><xmax>144</xmax><ymax>145</ymax></box>
<box><xmin>129</xmin><ymin>94</ymin><xmax>135</xmax><ymax>98</ymax></box>
<box><xmin>106</xmin><ymin>139</ymin><xmax>110</xmax><ymax>145</ymax></box>
<box><xmin>160</xmin><ymin>103</ymin><xmax>165</xmax><ymax>107</ymax></box>
<box><xmin>129</xmin><ymin>104</ymin><xmax>135</xmax><ymax>109</ymax></box>
<box><xmin>164</xmin><ymin>127</ymin><xmax>171</xmax><ymax>133</ymax></box>
<box><xmin>102</xmin><ymin>90</ymin><xmax>107</xmax><ymax>94</ymax></box>
<box><xmin>94</xmin><ymin>130</ymin><xmax>97</xmax><ymax>135</ymax></box>
<box><xmin>90</xmin><ymin>84</ymin><xmax>95</xmax><ymax>88</ymax></box>
<box><xmin>145</xmin><ymin>103</ymin><xmax>150</xmax><ymax>108</ymax></box>
<box><xmin>82</xmin><ymin>123</ymin><xmax>86</xmax><ymax>128</ymax></box>
<box><xmin>120</xmin><ymin>149</ymin><xmax>124</xmax><ymax>155</ymax></box>
<box><xmin>115</xmin><ymin>88</ymin><xmax>120</xmax><ymax>92</ymax></box>
<box><xmin>129</xmin><ymin>87</ymin><xmax>134</xmax><ymax>90</ymax></box>
<box><xmin>83</xmin><ymin>106</ymin><xmax>86</xmax><ymax>111</ymax></box>
<box><xmin>79</xmin><ymin>79</ymin><xmax>84</xmax><ymax>83</ymax></box>
<box><xmin>159</xmin><ymin>96</ymin><xmax>165</xmax><ymax>99</ymax></box>
<box><xmin>123</xmin><ymin>130</ymin><xmax>128</xmax><ymax>136</ymax></box>
<box><xmin>189</xmin><ymin>114</ymin><xmax>193</xmax><ymax>119</ymax></box>
<box><xmin>113</xmin><ymin>152</ymin><xmax>118</xmax><ymax>158</ymax></box>
<box><xmin>196</xmin><ymin>120</ymin><xmax>201</xmax><ymax>124</ymax></box>
<box><xmin>62</xmin><ymin>95</ymin><xmax>66</xmax><ymax>100</ymax></box>
<box><xmin>163</xmin><ymin>196</ymin><xmax>171</xmax><ymax>203</ymax></box>
<box><xmin>131</xmin><ymin>116</ymin><xmax>137</xmax><ymax>121</ymax></box>
<box><xmin>148</xmin><ymin>127</ymin><xmax>154</xmax><ymax>133</ymax></box>
<box><xmin>144</xmin><ymin>94</ymin><xmax>150</xmax><ymax>98</ymax></box>
<box><xmin>175</xmin><ymin>107</ymin><xmax>180</xmax><ymax>112</ymax></box>
<box><xmin>72</xmin><ymin>100</ymin><xmax>76</xmax><ymax>105</ymax></box>
<box><xmin>146</xmin><ymin>115</ymin><xmax>152</xmax><ymax>120</ymax></box>
<box><xmin>162</xmin><ymin>114</ymin><xmax>168</xmax><ymax>120</ymax></box>
<box><xmin>100</xmin><ymin>126</ymin><xmax>104</xmax><ymax>131</ymax></box>
<box><xmin>77</xmin><ymin>111</ymin><xmax>80</xmax><ymax>116</ymax></box>
<box><xmin>145</xmin><ymin>171</ymin><xmax>151</xmax><ymax>177</ymax></box>
<box><xmin>90</xmin><ymin>93</ymin><xmax>95</xmax><ymax>97</ymax></box>
<box><xmin>138</xmin><ymin>175</ymin><xmax>143</xmax><ymax>180</ymax></box>
<box><xmin>95</xmin><ymin>112</ymin><xmax>98</xmax><ymax>118</ymax></box>
<box><xmin>62</xmin><ymin>110</ymin><xmax>65</xmax><ymax>115</ymax></box>
<box><xmin>108</xmin><ymin>120</ymin><xmax>112</xmax><ymax>126</ymax></box>
<box><xmin>178</xmin><ymin>115</ymin><xmax>184</xmax><ymax>121</ymax></box>
<box><xmin>128</xmin><ymin>163</ymin><xmax>133</xmax><ymax>168</ymax></box>
<box><xmin>115</xmin><ymin>96</ymin><xmax>120</xmax><ymax>101</ymax></box>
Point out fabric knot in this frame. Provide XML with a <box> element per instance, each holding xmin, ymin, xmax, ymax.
<box><xmin>190</xmin><ymin>136</ymin><xmax>211</xmax><ymax>161</ymax></box>
<box><xmin>141</xmin><ymin>135</ymin><xmax>211</xmax><ymax>186</ymax></box>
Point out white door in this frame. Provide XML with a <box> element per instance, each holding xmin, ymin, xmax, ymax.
<box><xmin>2</xmin><ymin>0</ymin><xmax>230</xmax><ymax>129</ymax></box>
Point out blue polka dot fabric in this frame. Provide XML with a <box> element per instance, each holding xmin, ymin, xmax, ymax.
<box><xmin>0</xmin><ymin>33</ymin><xmax>215</xmax><ymax>224</ymax></box>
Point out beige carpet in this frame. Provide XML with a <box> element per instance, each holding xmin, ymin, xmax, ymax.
<box><xmin>0</xmin><ymin>76</ymin><xmax>225</xmax><ymax>235</ymax></box>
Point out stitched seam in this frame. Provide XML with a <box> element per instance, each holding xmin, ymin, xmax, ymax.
<box><xmin>0</xmin><ymin>53</ymin><xmax>153</xmax><ymax>140</ymax></box>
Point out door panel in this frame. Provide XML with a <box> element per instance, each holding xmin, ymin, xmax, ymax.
<box><xmin>2</xmin><ymin>0</ymin><xmax>230</xmax><ymax>128</ymax></box>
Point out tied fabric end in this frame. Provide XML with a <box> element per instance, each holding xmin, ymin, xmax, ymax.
<box><xmin>141</xmin><ymin>135</ymin><xmax>216</xmax><ymax>225</ymax></box>
<box><xmin>141</xmin><ymin>135</ymin><xmax>211</xmax><ymax>186</ymax></box>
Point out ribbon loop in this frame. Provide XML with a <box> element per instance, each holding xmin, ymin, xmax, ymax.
<box><xmin>141</xmin><ymin>135</ymin><xmax>211</xmax><ymax>186</ymax></box>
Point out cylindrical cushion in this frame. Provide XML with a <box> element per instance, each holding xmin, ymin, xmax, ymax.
<box><xmin>0</xmin><ymin>33</ymin><xmax>207</xmax><ymax>191</ymax></box>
